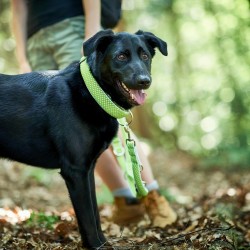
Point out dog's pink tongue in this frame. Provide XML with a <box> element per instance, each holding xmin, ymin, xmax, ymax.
<box><xmin>130</xmin><ymin>89</ymin><xmax>147</xmax><ymax>105</ymax></box>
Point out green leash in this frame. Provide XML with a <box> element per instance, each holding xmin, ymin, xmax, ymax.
<box><xmin>80</xmin><ymin>57</ymin><xmax>148</xmax><ymax>198</ymax></box>
<box><xmin>113</xmin><ymin>118</ymin><xmax>148</xmax><ymax>198</ymax></box>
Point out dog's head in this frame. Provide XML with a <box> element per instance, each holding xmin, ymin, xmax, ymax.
<box><xmin>83</xmin><ymin>30</ymin><xmax>167</xmax><ymax>109</ymax></box>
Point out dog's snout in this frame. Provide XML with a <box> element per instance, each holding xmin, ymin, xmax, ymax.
<box><xmin>137</xmin><ymin>75</ymin><xmax>151</xmax><ymax>88</ymax></box>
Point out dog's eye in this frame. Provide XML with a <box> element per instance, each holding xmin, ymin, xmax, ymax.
<box><xmin>141</xmin><ymin>52</ymin><xmax>149</xmax><ymax>61</ymax></box>
<box><xmin>117</xmin><ymin>53</ymin><xmax>127</xmax><ymax>61</ymax></box>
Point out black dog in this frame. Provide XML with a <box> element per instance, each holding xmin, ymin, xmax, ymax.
<box><xmin>0</xmin><ymin>30</ymin><xmax>167</xmax><ymax>249</ymax></box>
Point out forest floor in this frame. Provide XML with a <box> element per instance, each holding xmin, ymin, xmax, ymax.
<box><xmin>0</xmin><ymin>149</ymin><xmax>249</xmax><ymax>249</ymax></box>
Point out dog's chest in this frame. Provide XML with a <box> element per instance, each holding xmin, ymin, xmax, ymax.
<box><xmin>98</xmin><ymin>118</ymin><xmax>118</xmax><ymax>144</ymax></box>
<box><xmin>89</xmin><ymin>118</ymin><xmax>118</xmax><ymax>154</ymax></box>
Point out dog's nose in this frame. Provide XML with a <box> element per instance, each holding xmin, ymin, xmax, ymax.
<box><xmin>137</xmin><ymin>75</ymin><xmax>151</xmax><ymax>88</ymax></box>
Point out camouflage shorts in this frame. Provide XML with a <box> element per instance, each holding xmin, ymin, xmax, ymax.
<box><xmin>27</xmin><ymin>16</ymin><xmax>85</xmax><ymax>71</ymax></box>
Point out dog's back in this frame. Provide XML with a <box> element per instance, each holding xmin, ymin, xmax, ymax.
<box><xmin>0</xmin><ymin>70</ymin><xmax>73</xmax><ymax>168</ymax></box>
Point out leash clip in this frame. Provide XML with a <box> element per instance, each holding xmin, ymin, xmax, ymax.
<box><xmin>124</xmin><ymin>125</ymin><xmax>137</xmax><ymax>147</ymax></box>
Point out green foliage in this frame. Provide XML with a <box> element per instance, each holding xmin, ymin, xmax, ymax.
<box><xmin>22</xmin><ymin>168</ymin><xmax>59</xmax><ymax>186</ymax></box>
<box><xmin>202</xmin><ymin>146</ymin><xmax>250</xmax><ymax>170</ymax></box>
<box><xmin>159</xmin><ymin>188</ymin><xmax>176</xmax><ymax>202</ymax></box>
<box><xmin>123</xmin><ymin>0</ymin><xmax>250</xmax><ymax>168</ymax></box>
<box><xmin>26</xmin><ymin>212</ymin><xmax>60</xmax><ymax>229</ymax></box>
<box><xmin>96</xmin><ymin>184</ymin><xmax>113</xmax><ymax>205</ymax></box>
<box><xmin>214</xmin><ymin>203</ymin><xmax>235</xmax><ymax>221</ymax></box>
<box><xmin>0</xmin><ymin>0</ymin><xmax>18</xmax><ymax>73</ymax></box>
<box><xmin>211</xmin><ymin>203</ymin><xmax>245</xmax><ymax>249</ymax></box>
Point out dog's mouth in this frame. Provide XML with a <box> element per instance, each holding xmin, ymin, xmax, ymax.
<box><xmin>117</xmin><ymin>80</ymin><xmax>147</xmax><ymax>106</ymax></box>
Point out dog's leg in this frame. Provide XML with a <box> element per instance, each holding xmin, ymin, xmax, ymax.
<box><xmin>61</xmin><ymin>165</ymin><xmax>106</xmax><ymax>249</ymax></box>
<box><xmin>89</xmin><ymin>169</ymin><xmax>107</xmax><ymax>243</ymax></box>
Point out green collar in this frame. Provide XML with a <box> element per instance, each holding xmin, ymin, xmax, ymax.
<box><xmin>80</xmin><ymin>57</ymin><xmax>130</xmax><ymax>119</ymax></box>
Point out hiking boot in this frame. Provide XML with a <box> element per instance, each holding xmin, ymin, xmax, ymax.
<box><xmin>111</xmin><ymin>197</ymin><xmax>146</xmax><ymax>226</ymax></box>
<box><xmin>142</xmin><ymin>190</ymin><xmax>177</xmax><ymax>228</ymax></box>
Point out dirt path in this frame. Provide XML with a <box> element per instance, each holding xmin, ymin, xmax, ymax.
<box><xmin>0</xmin><ymin>150</ymin><xmax>249</xmax><ymax>249</ymax></box>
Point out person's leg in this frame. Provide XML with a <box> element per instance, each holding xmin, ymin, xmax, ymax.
<box><xmin>95</xmin><ymin>132</ymin><xmax>159</xmax><ymax>197</ymax></box>
<box><xmin>27</xmin><ymin>28</ymin><xmax>57</xmax><ymax>71</ymax></box>
<box><xmin>49</xmin><ymin>16</ymin><xmax>85</xmax><ymax>69</ymax></box>
<box><xmin>95</xmin><ymin>147</ymin><xmax>146</xmax><ymax>225</ymax></box>
<box><xmin>95</xmin><ymin>148</ymin><xmax>133</xmax><ymax>196</ymax></box>
<box><xmin>97</xmin><ymin>130</ymin><xmax>177</xmax><ymax>227</ymax></box>
<box><xmin>95</xmin><ymin>145</ymin><xmax>146</xmax><ymax>225</ymax></box>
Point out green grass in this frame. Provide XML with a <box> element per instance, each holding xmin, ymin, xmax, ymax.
<box><xmin>25</xmin><ymin>212</ymin><xmax>60</xmax><ymax>229</ymax></box>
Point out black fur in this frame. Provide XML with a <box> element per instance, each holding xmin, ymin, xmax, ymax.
<box><xmin>0</xmin><ymin>30</ymin><xmax>167</xmax><ymax>249</ymax></box>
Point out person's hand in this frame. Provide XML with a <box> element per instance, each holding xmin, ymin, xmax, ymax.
<box><xmin>19</xmin><ymin>60</ymin><xmax>32</xmax><ymax>73</ymax></box>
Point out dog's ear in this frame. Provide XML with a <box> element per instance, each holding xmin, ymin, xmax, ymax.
<box><xmin>83</xmin><ymin>29</ymin><xmax>115</xmax><ymax>56</ymax></box>
<box><xmin>135</xmin><ymin>30</ymin><xmax>168</xmax><ymax>56</ymax></box>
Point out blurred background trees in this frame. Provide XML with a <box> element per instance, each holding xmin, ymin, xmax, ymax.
<box><xmin>0</xmin><ymin>0</ymin><xmax>249</xmax><ymax>168</ymax></box>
